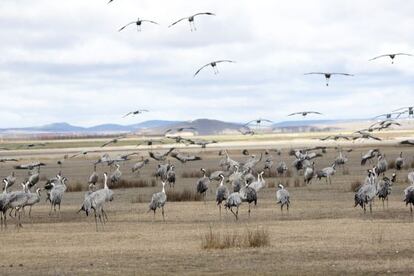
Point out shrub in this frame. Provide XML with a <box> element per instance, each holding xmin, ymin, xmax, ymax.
<box><xmin>181</xmin><ymin>168</ymin><xmax>214</xmax><ymax>178</ymax></box>
<box><xmin>267</xmin><ymin>181</ymin><xmax>276</xmax><ymax>188</ymax></box>
<box><xmin>294</xmin><ymin>177</ymin><xmax>301</xmax><ymax>187</ymax></box>
<box><xmin>66</xmin><ymin>181</ymin><xmax>84</xmax><ymax>192</ymax></box>
<box><xmin>131</xmin><ymin>195</ymin><xmax>145</xmax><ymax>204</ymax></box>
<box><xmin>350</xmin><ymin>180</ymin><xmax>362</xmax><ymax>192</ymax></box>
<box><xmin>166</xmin><ymin>189</ymin><xmax>202</xmax><ymax>202</ymax></box>
<box><xmin>388</xmin><ymin>160</ymin><xmax>396</xmax><ymax>169</ymax></box>
<box><xmin>111</xmin><ymin>179</ymin><xmax>154</xmax><ymax>189</ymax></box>
<box><xmin>263</xmin><ymin>170</ymin><xmax>278</xmax><ymax>178</ymax></box>
<box><xmin>202</xmin><ymin>226</ymin><xmax>270</xmax><ymax>250</ymax></box>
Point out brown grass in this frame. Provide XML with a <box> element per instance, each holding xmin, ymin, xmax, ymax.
<box><xmin>294</xmin><ymin>177</ymin><xmax>301</xmax><ymax>187</ymax></box>
<box><xmin>342</xmin><ymin>168</ymin><xmax>350</xmax><ymax>175</ymax></box>
<box><xmin>166</xmin><ymin>189</ymin><xmax>202</xmax><ymax>202</ymax></box>
<box><xmin>111</xmin><ymin>179</ymin><xmax>156</xmax><ymax>189</ymax></box>
<box><xmin>131</xmin><ymin>194</ymin><xmax>146</xmax><ymax>204</ymax></box>
<box><xmin>202</xmin><ymin>226</ymin><xmax>270</xmax><ymax>250</ymax></box>
<box><xmin>181</xmin><ymin>168</ymin><xmax>214</xmax><ymax>178</ymax></box>
<box><xmin>388</xmin><ymin>160</ymin><xmax>396</xmax><ymax>169</ymax></box>
<box><xmin>66</xmin><ymin>181</ymin><xmax>85</xmax><ymax>192</ymax></box>
<box><xmin>263</xmin><ymin>170</ymin><xmax>278</xmax><ymax>178</ymax></box>
<box><xmin>350</xmin><ymin>180</ymin><xmax>362</xmax><ymax>192</ymax></box>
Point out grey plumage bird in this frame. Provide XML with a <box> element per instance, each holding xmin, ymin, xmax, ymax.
<box><xmin>169</xmin><ymin>12</ymin><xmax>216</xmax><ymax>31</ymax></box>
<box><xmin>166</xmin><ymin>165</ymin><xmax>176</xmax><ymax>188</ymax></box>
<box><xmin>239</xmin><ymin>181</ymin><xmax>257</xmax><ymax>217</ymax></box>
<box><xmin>361</xmin><ymin>149</ymin><xmax>380</xmax><ymax>166</ymax></box>
<box><xmin>170</xmin><ymin>151</ymin><xmax>202</xmax><ymax>163</ymax></box>
<box><xmin>149</xmin><ymin>148</ymin><xmax>175</xmax><ymax>161</ymax></box>
<box><xmin>248</xmin><ymin>172</ymin><xmax>266</xmax><ymax>192</ymax></box>
<box><xmin>88</xmin><ymin>164</ymin><xmax>98</xmax><ymax>185</ymax></box>
<box><xmin>155</xmin><ymin>163</ymin><xmax>171</xmax><ymax>181</ymax></box>
<box><xmin>276</xmin><ymin>184</ymin><xmax>290</xmax><ymax>212</ymax></box>
<box><xmin>131</xmin><ymin>158</ymin><xmax>149</xmax><ymax>174</ymax></box>
<box><xmin>196</xmin><ymin>168</ymin><xmax>210</xmax><ymax>202</ymax></box>
<box><xmin>288</xmin><ymin>111</ymin><xmax>322</xmax><ymax>117</ymax></box>
<box><xmin>23</xmin><ymin>186</ymin><xmax>41</xmax><ymax>219</ymax></box>
<box><xmin>118</xmin><ymin>18</ymin><xmax>159</xmax><ymax>32</ymax></box>
<box><xmin>316</xmin><ymin>163</ymin><xmax>336</xmax><ymax>185</ymax></box>
<box><xmin>375</xmin><ymin>155</ymin><xmax>388</xmax><ymax>176</ymax></box>
<box><xmin>369</xmin><ymin>53</ymin><xmax>413</xmax><ymax>64</ymax></box>
<box><xmin>377</xmin><ymin>173</ymin><xmax>396</xmax><ymax>209</ymax></box>
<box><xmin>110</xmin><ymin>164</ymin><xmax>122</xmax><ymax>185</ymax></box>
<box><xmin>304</xmin><ymin>162</ymin><xmax>315</xmax><ymax>185</ymax></box>
<box><xmin>354</xmin><ymin>170</ymin><xmax>378</xmax><ymax>213</ymax></box>
<box><xmin>148</xmin><ymin>181</ymin><xmax>167</xmax><ymax>221</ymax></box>
<box><xmin>304</xmin><ymin>72</ymin><xmax>354</xmax><ymax>86</ymax></box>
<box><xmin>78</xmin><ymin>173</ymin><xmax>113</xmax><ymax>230</ymax></box>
<box><xmin>4</xmin><ymin>185</ymin><xmax>31</xmax><ymax>228</ymax></box>
<box><xmin>4</xmin><ymin>172</ymin><xmax>16</xmax><ymax>188</ymax></box>
<box><xmin>276</xmin><ymin>161</ymin><xmax>288</xmax><ymax>176</ymax></box>
<box><xmin>194</xmin><ymin>60</ymin><xmax>235</xmax><ymax>77</ymax></box>
<box><xmin>215</xmin><ymin>174</ymin><xmax>229</xmax><ymax>218</ymax></box>
<box><xmin>49</xmin><ymin>175</ymin><xmax>67</xmax><ymax>216</ymax></box>
<box><xmin>224</xmin><ymin>192</ymin><xmax>242</xmax><ymax>220</ymax></box>
<box><xmin>395</xmin><ymin>152</ymin><xmax>404</xmax><ymax>170</ymax></box>
<box><xmin>400</xmin><ymin>139</ymin><xmax>414</xmax><ymax>146</ymax></box>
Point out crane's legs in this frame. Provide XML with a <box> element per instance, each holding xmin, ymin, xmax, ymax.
<box><xmin>219</xmin><ymin>204</ymin><xmax>221</xmax><ymax>219</ymax></box>
<box><xmin>230</xmin><ymin>207</ymin><xmax>238</xmax><ymax>220</ymax></box>
<box><xmin>161</xmin><ymin>207</ymin><xmax>165</xmax><ymax>222</ymax></box>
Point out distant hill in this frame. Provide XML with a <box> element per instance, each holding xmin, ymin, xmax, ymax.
<box><xmin>0</xmin><ymin>118</ymin><xmax>397</xmax><ymax>137</ymax></box>
<box><xmin>138</xmin><ymin>119</ymin><xmax>244</xmax><ymax>135</ymax></box>
<box><xmin>0</xmin><ymin>120</ymin><xmax>183</xmax><ymax>135</ymax></box>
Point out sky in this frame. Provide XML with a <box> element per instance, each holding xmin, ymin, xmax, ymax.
<box><xmin>0</xmin><ymin>0</ymin><xmax>413</xmax><ymax>128</ymax></box>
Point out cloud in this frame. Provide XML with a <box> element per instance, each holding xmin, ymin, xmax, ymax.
<box><xmin>0</xmin><ymin>0</ymin><xmax>413</xmax><ymax>128</ymax></box>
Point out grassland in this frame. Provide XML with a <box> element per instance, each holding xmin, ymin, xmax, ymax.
<box><xmin>0</xmin><ymin>134</ymin><xmax>414</xmax><ymax>275</ymax></box>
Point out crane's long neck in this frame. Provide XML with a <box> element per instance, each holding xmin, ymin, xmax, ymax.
<box><xmin>104</xmin><ymin>174</ymin><xmax>108</xmax><ymax>189</ymax></box>
<box><xmin>162</xmin><ymin>183</ymin><xmax>165</xmax><ymax>193</ymax></box>
<box><xmin>219</xmin><ymin>178</ymin><xmax>224</xmax><ymax>187</ymax></box>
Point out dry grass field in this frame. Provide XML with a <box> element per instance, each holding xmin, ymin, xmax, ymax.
<box><xmin>1</xmin><ymin>136</ymin><xmax>414</xmax><ymax>275</ymax></box>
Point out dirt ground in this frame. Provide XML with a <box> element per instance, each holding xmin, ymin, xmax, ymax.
<box><xmin>1</xmin><ymin>138</ymin><xmax>414</xmax><ymax>275</ymax></box>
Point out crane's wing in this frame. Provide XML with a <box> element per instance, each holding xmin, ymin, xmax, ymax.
<box><xmin>101</xmin><ymin>140</ymin><xmax>113</xmax><ymax>147</ymax></box>
<box><xmin>138</xmin><ymin>109</ymin><xmax>149</xmax><ymax>112</ymax></box>
<box><xmin>369</xmin><ymin>135</ymin><xmax>381</xmax><ymax>141</ymax></box>
<box><xmin>141</xmin><ymin>20</ymin><xmax>159</xmax><ymax>25</ymax></box>
<box><xmin>304</xmin><ymin>72</ymin><xmax>325</xmax><ymax>75</ymax></box>
<box><xmin>330</xmin><ymin>73</ymin><xmax>354</xmax><ymax>76</ymax></box>
<box><xmin>260</xmin><ymin>119</ymin><xmax>273</xmax><ymax>123</ymax></box>
<box><xmin>243</xmin><ymin>120</ymin><xmax>257</xmax><ymax>126</ymax></box>
<box><xmin>118</xmin><ymin>21</ymin><xmax>137</xmax><ymax>32</ymax></box>
<box><xmin>108</xmin><ymin>0</ymin><xmax>114</xmax><ymax>3</ymax></box>
<box><xmin>215</xmin><ymin>60</ymin><xmax>235</xmax><ymax>64</ymax></box>
<box><xmin>369</xmin><ymin>54</ymin><xmax>390</xmax><ymax>61</ymax></box>
<box><xmin>122</xmin><ymin>112</ymin><xmax>133</xmax><ymax>118</ymax></box>
<box><xmin>164</xmin><ymin>129</ymin><xmax>172</xmax><ymax>134</ymax></box>
<box><xmin>395</xmin><ymin>53</ymin><xmax>413</xmax><ymax>57</ymax></box>
<box><xmin>193</xmin><ymin>12</ymin><xmax>216</xmax><ymax>17</ymax></box>
<box><xmin>307</xmin><ymin>111</ymin><xmax>322</xmax><ymax>115</ymax></box>
<box><xmin>392</xmin><ymin>106</ymin><xmax>410</xmax><ymax>112</ymax></box>
<box><xmin>194</xmin><ymin>63</ymin><xmax>212</xmax><ymax>77</ymax></box>
<box><xmin>287</xmin><ymin>112</ymin><xmax>301</xmax><ymax>116</ymax></box>
<box><xmin>372</xmin><ymin>114</ymin><xmax>387</xmax><ymax>119</ymax></box>
<box><xmin>168</xmin><ymin>17</ymin><xmax>188</xmax><ymax>28</ymax></box>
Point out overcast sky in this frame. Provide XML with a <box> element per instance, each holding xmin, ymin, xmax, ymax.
<box><xmin>0</xmin><ymin>0</ymin><xmax>413</xmax><ymax>127</ymax></box>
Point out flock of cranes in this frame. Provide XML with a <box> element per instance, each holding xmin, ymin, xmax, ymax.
<box><xmin>108</xmin><ymin>1</ymin><xmax>414</xmax><ymax>84</ymax></box>
<box><xmin>3</xmin><ymin>130</ymin><xmax>414</xmax><ymax>232</ymax></box>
